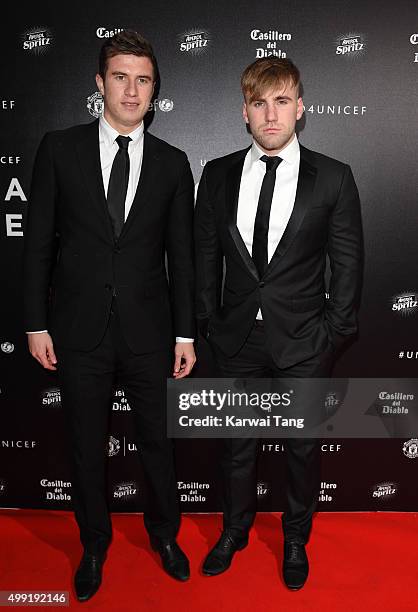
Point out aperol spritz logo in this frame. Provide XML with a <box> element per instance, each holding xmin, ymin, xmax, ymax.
<box><xmin>335</xmin><ymin>33</ymin><xmax>366</xmax><ymax>59</ymax></box>
<box><xmin>22</xmin><ymin>27</ymin><xmax>53</xmax><ymax>54</ymax></box>
<box><xmin>178</xmin><ymin>29</ymin><xmax>211</xmax><ymax>55</ymax></box>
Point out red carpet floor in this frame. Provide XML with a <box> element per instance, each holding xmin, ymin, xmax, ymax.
<box><xmin>0</xmin><ymin>510</ymin><xmax>417</xmax><ymax>611</ymax></box>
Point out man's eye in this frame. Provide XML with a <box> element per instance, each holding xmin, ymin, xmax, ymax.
<box><xmin>115</xmin><ymin>75</ymin><xmax>125</xmax><ymax>80</ymax></box>
<box><xmin>254</xmin><ymin>102</ymin><xmax>263</xmax><ymax>107</ymax></box>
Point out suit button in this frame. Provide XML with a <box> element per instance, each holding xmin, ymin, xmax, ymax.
<box><xmin>104</xmin><ymin>284</ymin><xmax>112</xmax><ymax>291</ymax></box>
<box><xmin>259</xmin><ymin>281</ymin><xmax>265</xmax><ymax>288</ymax></box>
<box><xmin>114</xmin><ymin>247</ymin><xmax>121</xmax><ymax>254</ymax></box>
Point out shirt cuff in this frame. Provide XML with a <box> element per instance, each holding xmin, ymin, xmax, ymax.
<box><xmin>176</xmin><ymin>337</ymin><xmax>194</xmax><ymax>343</ymax></box>
<box><xmin>26</xmin><ymin>330</ymin><xmax>48</xmax><ymax>334</ymax></box>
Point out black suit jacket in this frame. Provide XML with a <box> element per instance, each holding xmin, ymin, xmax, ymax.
<box><xmin>194</xmin><ymin>143</ymin><xmax>363</xmax><ymax>369</ymax></box>
<box><xmin>23</xmin><ymin>120</ymin><xmax>195</xmax><ymax>352</ymax></box>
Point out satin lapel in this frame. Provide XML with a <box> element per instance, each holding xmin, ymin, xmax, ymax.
<box><xmin>226</xmin><ymin>151</ymin><xmax>259</xmax><ymax>281</ymax></box>
<box><xmin>119</xmin><ymin>132</ymin><xmax>159</xmax><ymax>241</ymax></box>
<box><xmin>75</xmin><ymin>120</ymin><xmax>114</xmax><ymax>242</ymax></box>
<box><xmin>266</xmin><ymin>148</ymin><xmax>317</xmax><ymax>274</ymax></box>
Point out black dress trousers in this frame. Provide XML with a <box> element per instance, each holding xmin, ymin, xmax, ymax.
<box><xmin>55</xmin><ymin>301</ymin><xmax>179</xmax><ymax>554</ymax></box>
<box><xmin>212</xmin><ymin>322</ymin><xmax>335</xmax><ymax>544</ymax></box>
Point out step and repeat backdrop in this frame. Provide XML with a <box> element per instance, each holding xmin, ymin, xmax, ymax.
<box><xmin>1</xmin><ymin>0</ymin><xmax>417</xmax><ymax>514</ymax></box>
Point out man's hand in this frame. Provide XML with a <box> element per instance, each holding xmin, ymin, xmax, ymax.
<box><xmin>28</xmin><ymin>332</ymin><xmax>57</xmax><ymax>371</ymax></box>
<box><xmin>173</xmin><ymin>342</ymin><xmax>196</xmax><ymax>379</ymax></box>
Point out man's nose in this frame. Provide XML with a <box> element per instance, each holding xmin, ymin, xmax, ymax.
<box><xmin>124</xmin><ymin>79</ymin><xmax>138</xmax><ymax>96</ymax></box>
<box><xmin>265</xmin><ymin>103</ymin><xmax>278</xmax><ymax>123</ymax></box>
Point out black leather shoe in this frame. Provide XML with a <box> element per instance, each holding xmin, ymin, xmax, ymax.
<box><xmin>282</xmin><ymin>539</ymin><xmax>309</xmax><ymax>590</ymax></box>
<box><xmin>202</xmin><ymin>530</ymin><xmax>248</xmax><ymax>576</ymax></box>
<box><xmin>150</xmin><ymin>537</ymin><xmax>190</xmax><ymax>581</ymax></box>
<box><xmin>74</xmin><ymin>551</ymin><xmax>106</xmax><ymax>602</ymax></box>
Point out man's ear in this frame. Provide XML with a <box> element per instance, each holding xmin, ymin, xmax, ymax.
<box><xmin>95</xmin><ymin>73</ymin><xmax>104</xmax><ymax>95</ymax></box>
<box><xmin>296</xmin><ymin>97</ymin><xmax>304</xmax><ymax>120</ymax></box>
<box><xmin>242</xmin><ymin>101</ymin><xmax>249</xmax><ymax>124</ymax></box>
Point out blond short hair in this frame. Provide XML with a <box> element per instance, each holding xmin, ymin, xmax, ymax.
<box><xmin>241</xmin><ymin>58</ymin><xmax>300</xmax><ymax>102</ymax></box>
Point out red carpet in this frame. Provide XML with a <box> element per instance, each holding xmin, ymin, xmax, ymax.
<box><xmin>0</xmin><ymin>510</ymin><xmax>416</xmax><ymax>611</ymax></box>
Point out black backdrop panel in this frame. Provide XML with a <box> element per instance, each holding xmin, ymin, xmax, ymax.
<box><xmin>1</xmin><ymin>0</ymin><xmax>417</xmax><ymax>512</ymax></box>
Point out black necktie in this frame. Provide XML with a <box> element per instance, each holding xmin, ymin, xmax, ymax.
<box><xmin>107</xmin><ymin>135</ymin><xmax>131</xmax><ymax>239</ymax></box>
<box><xmin>252</xmin><ymin>155</ymin><xmax>282</xmax><ymax>277</ymax></box>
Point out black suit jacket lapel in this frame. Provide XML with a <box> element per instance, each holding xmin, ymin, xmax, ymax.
<box><xmin>119</xmin><ymin>131</ymin><xmax>160</xmax><ymax>241</ymax></box>
<box><xmin>76</xmin><ymin>120</ymin><xmax>114</xmax><ymax>242</ymax></box>
<box><xmin>266</xmin><ymin>145</ymin><xmax>317</xmax><ymax>274</ymax></box>
<box><xmin>226</xmin><ymin>148</ymin><xmax>259</xmax><ymax>281</ymax></box>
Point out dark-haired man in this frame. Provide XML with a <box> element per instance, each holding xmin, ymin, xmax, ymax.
<box><xmin>24</xmin><ymin>30</ymin><xmax>195</xmax><ymax>600</ymax></box>
<box><xmin>195</xmin><ymin>57</ymin><xmax>362</xmax><ymax>589</ymax></box>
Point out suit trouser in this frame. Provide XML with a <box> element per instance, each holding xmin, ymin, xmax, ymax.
<box><xmin>55</xmin><ymin>301</ymin><xmax>179</xmax><ymax>554</ymax></box>
<box><xmin>211</xmin><ymin>321</ymin><xmax>335</xmax><ymax>544</ymax></box>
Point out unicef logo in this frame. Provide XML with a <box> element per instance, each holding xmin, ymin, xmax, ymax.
<box><xmin>149</xmin><ymin>98</ymin><xmax>175</xmax><ymax>113</ymax></box>
<box><xmin>159</xmin><ymin>99</ymin><xmax>174</xmax><ymax>112</ymax></box>
<box><xmin>108</xmin><ymin>436</ymin><xmax>120</xmax><ymax>457</ymax></box>
<box><xmin>1</xmin><ymin>342</ymin><xmax>14</xmax><ymax>354</ymax></box>
<box><xmin>87</xmin><ymin>92</ymin><xmax>104</xmax><ymax>118</ymax></box>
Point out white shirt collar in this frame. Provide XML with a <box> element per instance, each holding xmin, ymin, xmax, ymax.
<box><xmin>99</xmin><ymin>115</ymin><xmax>144</xmax><ymax>148</ymax></box>
<box><xmin>250</xmin><ymin>133</ymin><xmax>299</xmax><ymax>166</ymax></box>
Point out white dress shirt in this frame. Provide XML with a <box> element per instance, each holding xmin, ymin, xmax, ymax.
<box><xmin>237</xmin><ymin>134</ymin><xmax>300</xmax><ymax>319</ymax></box>
<box><xmin>28</xmin><ymin>115</ymin><xmax>193</xmax><ymax>343</ymax></box>
<box><xmin>99</xmin><ymin>115</ymin><xmax>144</xmax><ymax>221</ymax></box>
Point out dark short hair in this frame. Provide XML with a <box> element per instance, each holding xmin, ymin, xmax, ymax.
<box><xmin>98</xmin><ymin>29</ymin><xmax>159</xmax><ymax>82</ymax></box>
<box><xmin>241</xmin><ymin>57</ymin><xmax>300</xmax><ymax>102</ymax></box>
